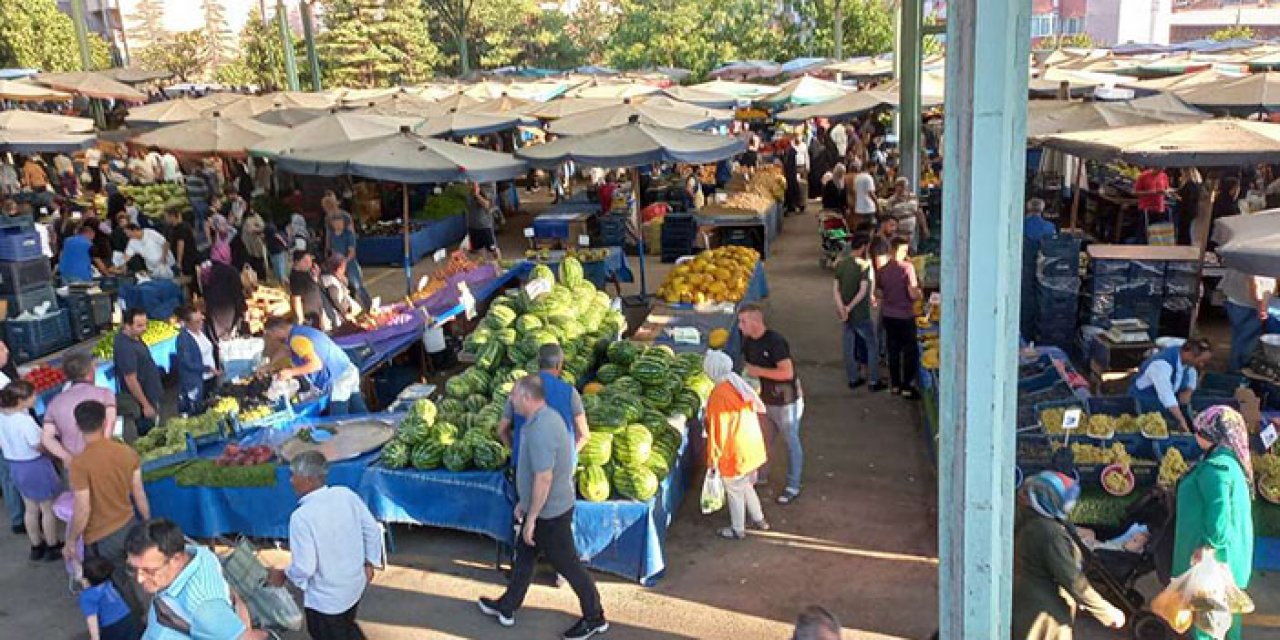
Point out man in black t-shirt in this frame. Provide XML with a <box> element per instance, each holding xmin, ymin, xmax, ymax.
<box><xmin>737</xmin><ymin>303</ymin><xmax>804</xmax><ymax>505</ymax></box>
<box><xmin>164</xmin><ymin>208</ymin><xmax>198</xmax><ymax>279</ymax></box>
<box><xmin>289</xmin><ymin>251</ymin><xmax>329</xmax><ymax>329</ymax></box>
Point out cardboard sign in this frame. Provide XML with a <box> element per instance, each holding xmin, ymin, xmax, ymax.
<box><xmin>1262</xmin><ymin>424</ymin><xmax>1278</xmax><ymax>451</ymax></box>
<box><xmin>1062</xmin><ymin>408</ymin><xmax>1082</xmax><ymax>431</ymax></box>
<box><xmin>459</xmin><ymin>282</ymin><xmax>476</xmax><ymax>320</ymax></box>
<box><xmin>523</xmin><ymin>227</ymin><xmax>535</xmax><ymax>238</ymax></box>
<box><xmin>524</xmin><ymin>277</ymin><xmax>552</xmax><ymax>300</ymax></box>
<box><xmin>578</xmin><ymin>234</ymin><xmax>591</xmax><ymax>247</ymax></box>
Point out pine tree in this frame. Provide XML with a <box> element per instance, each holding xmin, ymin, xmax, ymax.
<box><xmin>318</xmin><ymin>0</ymin><xmax>438</xmax><ymax>88</ymax></box>
<box><xmin>129</xmin><ymin>0</ymin><xmax>167</xmax><ymax>49</ymax></box>
<box><xmin>202</xmin><ymin>0</ymin><xmax>234</xmax><ymax>68</ymax></box>
<box><xmin>237</xmin><ymin>7</ymin><xmax>290</xmax><ymax>90</ymax></box>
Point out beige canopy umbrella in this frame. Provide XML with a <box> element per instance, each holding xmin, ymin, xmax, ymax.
<box><xmin>520</xmin><ymin>97</ymin><xmax>619</xmax><ymax>120</ymax></box>
<box><xmin>1038</xmin><ymin>119</ymin><xmax>1280</xmax><ymax>167</ymax></box>
<box><xmin>688</xmin><ymin>79</ymin><xmax>777</xmax><ymax>99</ymax></box>
<box><xmin>249</xmin><ymin>111</ymin><xmax>419</xmax><ymax>158</ymax></box>
<box><xmin>824</xmin><ymin>57</ymin><xmax>895</xmax><ymax>78</ymax></box>
<box><xmin>124</xmin><ymin>97</ymin><xmax>206</xmax><ymax>126</ymax></box>
<box><xmin>132</xmin><ymin>113</ymin><xmax>285</xmax><ymax>156</ymax></box>
<box><xmin>353</xmin><ymin>92</ymin><xmax>443</xmax><ymax>117</ymax></box>
<box><xmin>253</xmin><ymin>107</ymin><xmax>327</xmax><ymax>128</ymax></box>
<box><xmin>634</xmin><ymin>95</ymin><xmax>734</xmax><ymax>122</ymax></box>
<box><xmin>1025</xmin><ymin>98</ymin><xmax>1205</xmax><ymax>140</ymax></box>
<box><xmin>879</xmin><ymin>71</ymin><xmax>947</xmax><ymax>99</ymax></box>
<box><xmin>34</xmin><ymin>72</ymin><xmax>146</xmax><ymax>101</ymax></box>
<box><xmin>548</xmin><ymin>101</ymin><xmax>712</xmax><ymax>136</ymax></box>
<box><xmin>758</xmin><ymin>76</ymin><xmax>854</xmax><ymax>106</ymax></box>
<box><xmin>660</xmin><ymin>85</ymin><xmax>739</xmax><ymax>108</ymax></box>
<box><xmin>103</xmin><ymin>67</ymin><xmax>172</xmax><ymax>85</ymax></box>
<box><xmin>417</xmin><ymin>110</ymin><xmax>522</xmax><ymax>137</ymax></box>
<box><xmin>201</xmin><ymin>95</ymin><xmax>286</xmax><ymax>118</ymax></box>
<box><xmin>0</xmin><ymin>80</ymin><xmax>72</xmax><ymax>102</ymax></box>
<box><xmin>1176</xmin><ymin>72</ymin><xmax>1280</xmax><ymax>115</ymax></box>
<box><xmin>0</xmin><ymin>111</ymin><xmax>94</xmax><ymax>133</ymax></box>
<box><xmin>460</xmin><ymin>94</ymin><xmax>534</xmax><ymax>115</ymax></box>
<box><xmin>259</xmin><ymin>91</ymin><xmax>338</xmax><ymax>110</ymax></box>
<box><xmin>568</xmin><ymin>82</ymin><xmax>662</xmax><ymax>100</ymax></box>
<box><xmin>187</xmin><ymin>92</ymin><xmax>249</xmax><ymax>111</ymax></box>
<box><xmin>775</xmin><ymin>89</ymin><xmax>942</xmax><ymax>122</ymax></box>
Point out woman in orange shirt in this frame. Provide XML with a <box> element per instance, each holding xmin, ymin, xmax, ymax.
<box><xmin>703</xmin><ymin>350</ymin><xmax>770</xmax><ymax>540</ymax></box>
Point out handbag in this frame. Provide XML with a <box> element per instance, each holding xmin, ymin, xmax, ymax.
<box><xmin>700</xmin><ymin>467</ymin><xmax>726</xmax><ymax>514</ymax></box>
<box><xmin>221</xmin><ymin>538</ymin><xmax>303</xmax><ymax>631</ymax></box>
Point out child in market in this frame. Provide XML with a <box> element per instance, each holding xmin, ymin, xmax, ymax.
<box><xmin>79</xmin><ymin>556</ymin><xmax>140</xmax><ymax>640</ymax></box>
<box><xmin>0</xmin><ymin>380</ymin><xmax>63</xmax><ymax>561</ymax></box>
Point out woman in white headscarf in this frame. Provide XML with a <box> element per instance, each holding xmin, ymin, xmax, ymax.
<box><xmin>702</xmin><ymin>350</ymin><xmax>770</xmax><ymax>540</ymax></box>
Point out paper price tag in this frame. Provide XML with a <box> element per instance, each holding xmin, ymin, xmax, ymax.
<box><xmin>459</xmin><ymin>282</ymin><xmax>476</xmax><ymax>320</ymax></box>
<box><xmin>417</xmin><ymin>275</ymin><xmax>430</xmax><ymax>291</ymax></box>
<box><xmin>370</xmin><ymin>296</ymin><xmax>382</xmax><ymax>311</ymax></box>
<box><xmin>1262</xmin><ymin>424</ymin><xmax>1278</xmax><ymax>451</ymax></box>
<box><xmin>433</xmin><ymin>248</ymin><xmax>447</xmax><ymax>262</ymax></box>
<box><xmin>578</xmin><ymin>234</ymin><xmax>591</xmax><ymax>247</ymax></box>
<box><xmin>524</xmin><ymin>277</ymin><xmax>552</xmax><ymax>300</ymax></box>
<box><xmin>523</xmin><ymin>227</ymin><xmax>535</xmax><ymax>238</ymax></box>
<box><xmin>1062</xmin><ymin>409</ymin><xmax>1082</xmax><ymax>431</ymax></box>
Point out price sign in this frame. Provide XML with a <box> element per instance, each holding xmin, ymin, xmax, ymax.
<box><xmin>1062</xmin><ymin>408</ymin><xmax>1083</xmax><ymax>431</ymax></box>
<box><xmin>524</xmin><ymin>277</ymin><xmax>552</xmax><ymax>300</ymax></box>
<box><xmin>370</xmin><ymin>296</ymin><xmax>382</xmax><ymax>312</ymax></box>
<box><xmin>417</xmin><ymin>275</ymin><xmax>430</xmax><ymax>291</ymax></box>
<box><xmin>1262</xmin><ymin>424</ymin><xmax>1278</xmax><ymax>451</ymax></box>
<box><xmin>433</xmin><ymin>248</ymin><xmax>447</xmax><ymax>262</ymax></box>
<box><xmin>459</xmin><ymin>282</ymin><xmax>476</xmax><ymax>320</ymax></box>
<box><xmin>523</xmin><ymin>227</ymin><xmax>535</xmax><ymax>238</ymax></box>
<box><xmin>578</xmin><ymin>234</ymin><xmax>591</xmax><ymax>247</ymax></box>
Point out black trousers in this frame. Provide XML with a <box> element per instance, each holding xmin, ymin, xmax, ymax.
<box><xmin>305</xmin><ymin>603</ymin><xmax>364</xmax><ymax>640</ymax></box>
<box><xmin>497</xmin><ymin>508</ymin><xmax>603</xmax><ymax>622</ymax></box>
<box><xmin>882</xmin><ymin>316</ymin><xmax>919</xmax><ymax>389</ymax></box>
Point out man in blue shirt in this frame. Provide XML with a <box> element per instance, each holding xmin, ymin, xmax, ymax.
<box><xmin>1023</xmin><ymin>197</ymin><xmax>1057</xmax><ymax>251</ymax></box>
<box><xmin>60</xmin><ymin>224</ymin><xmax>96</xmax><ymax>283</ymax></box>
<box><xmin>125</xmin><ymin>518</ymin><xmax>269</xmax><ymax>639</ymax></box>
<box><xmin>496</xmin><ymin>344</ymin><xmax>589</xmax><ymax>464</ymax></box>
<box><xmin>265</xmin><ymin>316</ymin><xmax>367</xmax><ymax>416</ymax></box>
<box><xmin>1128</xmin><ymin>338</ymin><xmax>1213</xmax><ymax>433</ymax></box>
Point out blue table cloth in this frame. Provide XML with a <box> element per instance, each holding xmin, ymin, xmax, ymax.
<box><xmin>539</xmin><ymin>248</ymin><xmax>634</xmax><ymax>286</ymax></box>
<box><xmin>118</xmin><ymin>279</ymin><xmax>184</xmax><ymax>320</ymax></box>
<box><xmin>430</xmin><ymin>262</ymin><xmax>531</xmax><ymax>328</ymax></box>
<box><xmin>93</xmin><ymin>335</ymin><xmax>178</xmax><ymax>395</ymax></box>
<box><xmin>534</xmin><ymin>209</ymin><xmax>597</xmax><ymax>240</ymax></box>
<box><xmin>357</xmin><ymin>215</ymin><xmax>468</xmax><ymax>266</ymax></box>
<box><xmin>359</xmin><ymin>467</ymin><xmax>516</xmax><ymax>543</ymax></box>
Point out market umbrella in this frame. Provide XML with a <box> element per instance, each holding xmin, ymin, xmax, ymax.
<box><xmin>0</xmin><ymin>110</ymin><xmax>94</xmax><ymax>133</ymax></box>
<box><xmin>0</xmin><ymin>129</ymin><xmax>97</xmax><ymax>153</ymax></box>
<box><xmin>709</xmin><ymin>60</ymin><xmax>783</xmax><ymax>81</ymax></box>
<box><xmin>1176</xmin><ymin>72</ymin><xmax>1280</xmax><ymax>115</ymax></box>
<box><xmin>1038</xmin><ymin>119</ymin><xmax>1280</xmax><ymax>167</ymax></box>
<box><xmin>253</xmin><ymin>107</ymin><xmax>328</xmax><ymax>128</ymax></box>
<box><xmin>758</xmin><ymin>75</ymin><xmax>854</xmax><ymax>107</ymax></box>
<box><xmin>1212</xmin><ymin>210</ymin><xmax>1280</xmax><ymax>277</ymax></box>
<box><xmin>353</xmin><ymin>92</ymin><xmax>443</xmax><ymax>118</ymax></box>
<box><xmin>824</xmin><ymin>56</ymin><xmax>895</xmax><ymax>78</ymax></box>
<box><xmin>461</xmin><ymin>82</ymin><xmax>548</xmax><ymax>102</ymax></box>
<box><xmin>688</xmin><ymin>79</ymin><xmax>778</xmax><ymax>99</ymax></box>
<box><xmin>458</xmin><ymin>94</ymin><xmax>535</xmax><ymax>116</ymax></box>
<box><xmin>259</xmin><ymin>91</ymin><xmax>338</xmax><ymax>110</ymax></box>
<box><xmin>249</xmin><ymin>111</ymin><xmax>420</xmax><ymax>158</ymax></box>
<box><xmin>549</xmin><ymin>101</ymin><xmax>713</xmax><ymax>136</ymax></box>
<box><xmin>424</xmin><ymin>93</ymin><xmax>488</xmax><ymax>115</ymax></box>
<box><xmin>103</xmin><ymin>67</ymin><xmax>172</xmax><ymax>85</ymax></box>
<box><xmin>782</xmin><ymin>57</ymin><xmax>834</xmax><ymax>77</ymax></box>
<box><xmin>635</xmin><ymin>96</ymin><xmax>734</xmax><ymax>124</ymax></box>
<box><xmin>519</xmin><ymin>97</ymin><xmax>619</xmax><ymax>120</ymax></box>
<box><xmin>124</xmin><ymin>97</ymin><xmax>206</xmax><ymax>126</ymax></box>
<box><xmin>568</xmin><ymin>82</ymin><xmax>662</xmax><ymax>100</ymax></box>
<box><xmin>34</xmin><ymin>72</ymin><xmax>146</xmax><ymax>101</ymax></box>
<box><xmin>132</xmin><ymin>113</ymin><xmax>286</xmax><ymax>156</ymax></box>
<box><xmin>1025</xmin><ymin>98</ymin><xmax>1205</xmax><ymax>139</ymax></box>
<box><xmin>1126</xmin><ymin>68</ymin><xmax>1242</xmax><ymax>92</ymax></box>
<box><xmin>660</xmin><ymin>86</ymin><xmax>739</xmax><ymax>109</ymax></box>
<box><xmin>644</xmin><ymin>66</ymin><xmax>692</xmax><ymax>82</ymax></box>
<box><xmin>276</xmin><ymin>126</ymin><xmax>528</xmax><ymax>294</ymax></box>
<box><xmin>774</xmin><ymin>89</ymin><xmax>942</xmax><ymax>122</ymax></box>
<box><xmin>517</xmin><ymin>121</ymin><xmax>746</xmax><ymax>299</ymax></box>
<box><xmin>417</xmin><ymin>110</ymin><xmax>521</xmax><ymax>137</ymax></box>
<box><xmin>185</xmin><ymin>92</ymin><xmax>245</xmax><ymax>110</ymax></box>
<box><xmin>202</xmin><ymin>95</ymin><xmax>289</xmax><ymax>118</ymax></box>
<box><xmin>0</xmin><ymin>79</ymin><xmax>72</xmax><ymax>102</ymax></box>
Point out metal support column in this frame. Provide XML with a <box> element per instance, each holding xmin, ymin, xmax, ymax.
<box><xmin>69</xmin><ymin>0</ymin><xmax>105</xmax><ymax>129</ymax></box>
<box><xmin>277</xmin><ymin>0</ymin><xmax>301</xmax><ymax>92</ymax></box>
<box><xmin>897</xmin><ymin>0</ymin><xmax>923</xmax><ymax>194</ymax></box>
<box><xmin>938</xmin><ymin>0</ymin><xmax>1031</xmax><ymax>637</ymax></box>
<box><xmin>300</xmin><ymin>1</ymin><xmax>323</xmax><ymax>92</ymax></box>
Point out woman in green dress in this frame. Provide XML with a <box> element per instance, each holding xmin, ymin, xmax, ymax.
<box><xmin>1013</xmin><ymin>471</ymin><xmax>1127</xmax><ymax>639</ymax></box>
<box><xmin>1172</xmin><ymin>405</ymin><xmax>1254</xmax><ymax>640</ymax></box>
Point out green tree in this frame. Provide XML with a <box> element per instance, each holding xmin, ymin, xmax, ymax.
<box><xmin>138</xmin><ymin>31</ymin><xmax>213</xmax><ymax>82</ymax></box>
<box><xmin>421</xmin><ymin>0</ymin><xmax>481</xmax><ymax>75</ymax></box>
<box><xmin>567</xmin><ymin>1</ymin><xmax>618</xmax><ymax>65</ymax></box>
<box><xmin>0</xmin><ymin>0</ymin><xmax>96</xmax><ymax>72</ymax></box>
<box><xmin>129</xmin><ymin>0</ymin><xmax>167</xmax><ymax>48</ymax></box>
<box><xmin>803</xmin><ymin>0</ymin><xmax>895</xmax><ymax>59</ymax></box>
<box><xmin>202</xmin><ymin>0</ymin><xmax>234</xmax><ymax>67</ymax></box>
<box><xmin>233</xmin><ymin>7</ymin><xmax>291</xmax><ymax>90</ymax></box>
<box><xmin>1210</xmin><ymin>25</ymin><xmax>1254</xmax><ymax>42</ymax></box>
<box><xmin>89</xmin><ymin>34</ymin><xmax>115</xmax><ymax>70</ymax></box>
<box><xmin>318</xmin><ymin>0</ymin><xmax>438</xmax><ymax>87</ymax></box>
<box><xmin>520</xmin><ymin>9</ymin><xmax>584</xmax><ymax>71</ymax></box>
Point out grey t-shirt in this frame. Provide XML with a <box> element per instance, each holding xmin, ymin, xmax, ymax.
<box><xmin>515</xmin><ymin>406</ymin><xmax>576</xmax><ymax>520</ymax></box>
<box><xmin>465</xmin><ymin>190</ymin><xmax>494</xmax><ymax>230</ymax></box>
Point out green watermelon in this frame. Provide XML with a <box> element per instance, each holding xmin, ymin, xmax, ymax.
<box><xmin>580</xmin><ymin>432</ymin><xmax>613</xmax><ymax>466</ymax></box>
<box><xmin>406</xmin><ymin>399</ymin><xmax>437</xmax><ymax>427</ymax></box>
<box><xmin>595</xmin><ymin>363</ymin><xmax>623</xmax><ymax>384</ymax></box>
<box><xmin>642</xmin><ymin>387</ymin><xmax>673</xmax><ymax>410</ymax></box>
<box><xmin>398</xmin><ymin>416</ymin><xmax>431</xmax><ymax>444</ymax></box>
<box><xmin>577</xmin><ymin>465</ymin><xmax>611</xmax><ymax>502</ymax></box>
<box><xmin>445</xmin><ymin>375</ymin><xmax>472</xmax><ymax>399</ymax></box>
<box><xmin>646</xmin><ymin>452</ymin><xmax>671</xmax><ymax>480</ymax></box>
<box><xmin>515</xmin><ymin>314</ymin><xmax>543</xmax><ymax>333</ymax></box>
<box><xmin>442</xmin><ymin>439</ymin><xmax>473</xmax><ymax>472</ymax></box>
<box><xmin>613</xmin><ymin>464</ymin><xmax>659</xmax><ymax>501</ymax></box>
<box><xmin>607</xmin><ymin>376</ymin><xmax>643</xmax><ymax>398</ymax></box>
<box><xmin>476</xmin><ymin>341</ymin><xmax>504</xmax><ymax>371</ymax></box>
<box><xmin>432</xmin><ymin>421</ymin><xmax>459</xmax><ymax>441</ymax></box>
<box><xmin>559</xmin><ymin>256</ymin><xmax>585</xmax><ymax>287</ymax></box>
<box><xmin>485</xmin><ymin>304</ymin><xmax>518</xmax><ymax>330</ymax></box>
<box><xmin>630</xmin><ymin>355</ymin><xmax>669</xmax><ymax>385</ymax></box>
<box><xmin>607</xmin><ymin>341</ymin><xmax>640</xmax><ymax>366</ymax></box>
<box><xmin>493</xmin><ymin>328</ymin><xmax>519</xmax><ymax>346</ymax></box>
<box><xmin>684</xmin><ymin>373</ymin><xmax>715</xmax><ymax>401</ymax></box>
<box><xmin>411</xmin><ymin>441</ymin><xmax>445</xmax><ymax>470</ymax></box>
<box><xmin>586</xmin><ymin>404</ymin><xmax>626</xmax><ymax>429</ymax></box>
<box><xmin>472</xmin><ymin>439</ymin><xmax>509</xmax><ymax>470</ymax></box>
<box><xmin>530</xmin><ymin>264</ymin><xmax>556</xmax><ymax>283</ymax></box>
<box><xmin>612</xmin><ymin>425</ymin><xmax>653</xmax><ymax>466</ymax></box>
<box><xmin>381</xmin><ymin>439</ymin><xmax>409</xmax><ymax>468</ymax></box>
<box><xmin>465</xmin><ymin>393</ymin><xmax>489</xmax><ymax>413</ymax></box>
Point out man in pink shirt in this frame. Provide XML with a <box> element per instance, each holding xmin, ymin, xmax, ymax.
<box><xmin>41</xmin><ymin>352</ymin><xmax>117</xmax><ymax>464</ymax></box>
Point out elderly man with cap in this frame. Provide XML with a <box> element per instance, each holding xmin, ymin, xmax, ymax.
<box><xmin>268</xmin><ymin>451</ymin><xmax>383</xmax><ymax>640</ymax></box>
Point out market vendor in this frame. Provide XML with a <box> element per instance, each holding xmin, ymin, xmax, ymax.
<box><xmin>58</xmin><ymin>224</ymin><xmax>96</xmax><ymax>283</ymax></box>
<box><xmin>1221</xmin><ymin>269</ymin><xmax>1279</xmax><ymax>373</ymax></box>
<box><xmin>497</xmin><ymin>344</ymin><xmax>588</xmax><ymax>462</ymax></box>
<box><xmin>1127</xmin><ymin>339</ymin><xmax>1213</xmax><ymax>432</ymax></box>
<box><xmin>263</xmin><ymin>316</ymin><xmax>367</xmax><ymax>416</ymax></box>
<box><xmin>175</xmin><ymin>305</ymin><xmax>222</xmax><ymax>415</ymax></box>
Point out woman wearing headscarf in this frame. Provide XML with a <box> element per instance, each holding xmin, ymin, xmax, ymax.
<box><xmin>808</xmin><ymin>126</ymin><xmax>839</xmax><ymax>201</ymax></box>
<box><xmin>702</xmin><ymin>350</ymin><xmax>769</xmax><ymax>541</ymax></box>
<box><xmin>1172</xmin><ymin>405</ymin><xmax>1254</xmax><ymax>640</ymax></box>
<box><xmin>1012</xmin><ymin>471</ymin><xmax>1126</xmax><ymax>639</ymax></box>
<box><xmin>200</xmin><ymin>247</ymin><xmax>248</xmax><ymax>341</ymax></box>
<box><xmin>288</xmin><ymin>213</ymin><xmax>311</xmax><ymax>252</ymax></box>
<box><xmin>822</xmin><ymin>164</ymin><xmax>847</xmax><ymax>214</ymax></box>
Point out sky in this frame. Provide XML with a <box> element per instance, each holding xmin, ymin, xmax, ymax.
<box><xmin>116</xmin><ymin>0</ymin><xmax>300</xmax><ymax>38</ymax></box>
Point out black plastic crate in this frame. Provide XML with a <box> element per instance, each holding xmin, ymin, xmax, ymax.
<box><xmin>66</xmin><ymin>306</ymin><xmax>98</xmax><ymax>341</ymax></box>
<box><xmin>1038</xmin><ymin>234</ymin><xmax>1081</xmax><ymax>259</ymax></box>
<box><xmin>0</xmin><ymin>257</ymin><xmax>52</xmax><ymax>294</ymax></box>
<box><xmin>2</xmin><ymin>284</ymin><xmax>57</xmax><ymax>318</ymax></box>
<box><xmin>4</xmin><ymin>311</ymin><xmax>72</xmax><ymax>364</ymax></box>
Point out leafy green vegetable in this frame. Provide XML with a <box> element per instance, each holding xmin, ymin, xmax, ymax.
<box><xmin>174</xmin><ymin>460</ymin><xmax>277</xmax><ymax>488</ymax></box>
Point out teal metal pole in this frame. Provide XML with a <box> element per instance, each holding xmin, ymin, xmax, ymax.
<box><xmin>277</xmin><ymin>0</ymin><xmax>300</xmax><ymax>91</ymax></box>
<box><xmin>938</xmin><ymin>0</ymin><xmax>1031</xmax><ymax>637</ymax></box>
<box><xmin>300</xmin><ymin>0</ymin><xmax>322</xmax><ymax>91</ymax></box>
<box><xmin>69</xmin><ymin>0</ymin><xmax>106</xmax><ymax>129</ymax></box>
<box><xmin>897</xmin><ymin>0</ymin><xmax>923</xmax><ymax>194</ymax></box>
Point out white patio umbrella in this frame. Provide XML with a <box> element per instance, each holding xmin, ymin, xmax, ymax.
<box><xmin>1038</xmin><ymin>119</ymin><xmax>1280</xmax><ymax>167</ymax></box>
<box><xmin>548</xmin><ymin>101</ymin><xmax>713</xmax><ymax>136</ymax></box>
<box><xmin>0</xmin><ymin>80</ymin><xmax>72</xmax><ymax>102</ymax></box>
<box><xmin>132</xmin><ymin>112</ymin><xmax>286</xmax><ymax>156</ymax></box>
<box><xmin>124</xmin><ymin>97</ymin><xmax>206</xmax><ymax>126</ymax></box>
<box><xmin>249</xmin><ymin>111</ymin><xmax>421</xmax><ymax>158</ymax></box>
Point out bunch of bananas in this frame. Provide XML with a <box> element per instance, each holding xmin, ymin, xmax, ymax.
<box><xmin>1158</xmin><ymin>447</ymin><xmax>1190</xmax><ymax>488</ymax></box>
<box><xmin>238</xmin><ymin>405</ymin><xmax>274</xmax><ymax>424</ymax></box>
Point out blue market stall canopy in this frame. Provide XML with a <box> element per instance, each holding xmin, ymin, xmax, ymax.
<box><xmin>1213</xmin><ymin>210</ymin><xmax>1280</xmax><ymax>278</ymax></box>
<box><xmin>274</xmin><ymin>127</ymin><xmax>528</xmax><ymax>183</ymax></box>
<box><xmin>517</xmin><ymin>122</ymin><xmax>746</xmax><ymax>169</ymax></box>
<box><xmin>248</xmin><ymin>111</ymin><xmax>421</xmax><ymax>158</ymax></box>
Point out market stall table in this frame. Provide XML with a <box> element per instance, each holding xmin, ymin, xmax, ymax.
<box><xmin>358</xmin><ymin>467</ymin><xmax>515</xmax><ymax>543</ymax></box>
<box><xmin>356</xmin><ymin>214</ymin><xmax>468</xmax><ymax>266</ymax></box>
<box><xmin>537</xmin><ymin>248</ymin><xmax>634</xmax><ymax>289</ymax></box>
<box><xmin>117</xmin><ymin>278</ymin><xmax>184</xmax><ymax>320</ymax></box>
<box><xmin>630</xmin><ymin>261</ymin><xmax>769</xmax><ymax>359</ymax></box>
<box><xmin>696</xmin><ymin>202</ymin><xmax>781</xmax><ymax>259</ymax></box>
<box><xmin>430</xmin><ymin>262</ymin><xmax>532</xmax><ymax>328</ymax></box>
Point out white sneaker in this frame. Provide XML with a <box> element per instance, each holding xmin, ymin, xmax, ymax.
<box><xmin>478</xmin><ymin>597</ymin><xmax>515</xmax><ymax>627</ymax></box>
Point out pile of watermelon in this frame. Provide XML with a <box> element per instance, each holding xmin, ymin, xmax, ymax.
<box><xmin>575</xmin><ymin>343</ymin><xmax>713</xmax><ymax>502</ymax></box>
<box><xmin>380</xmin><ymin>398</ymin><xmax>509</xmax><ymax>472</ymax></box>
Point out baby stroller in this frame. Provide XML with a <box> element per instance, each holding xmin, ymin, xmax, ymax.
<box><xmin>817</xmin><ymin>210</ymin><xmax>851</xmax><ymax>269</ymax></box>
<box><xmin>1066</xmin><ymin>485</ymin><xmax>1178</xmax><ymax>640</ymax></box>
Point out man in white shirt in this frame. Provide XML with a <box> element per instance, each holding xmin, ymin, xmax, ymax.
<box><xmin>160</xmin><ymin>151</ymin><xmax>182</xmax><ymax>183</ymax></box>
<box><xmin>269</xmin><ymin>451</ymin><xmax>382</xmax><ymax>640</ymax></box>
<box><xmin>849</xmin><ymin>158</ymin><xmax>878</xmax><ymax>221</ymax></box>
<box><xmin>829</xmin><ymin>122</ymin><xmax>848</xmax><ymax>159</ymax></box>
<box><xmin>123</xmin><ymin>224</ymin><xmax>174</xmax><ymax>279</ymax></box>
<box><xmin>793</xmin><ymin>134</ymin><xmax>809</xmax><ymax>185</ymax></box>
<box><xmin>126</xmin><ymin>153</ymin><xmax>155</xmax><ymax>184</ymax></box>
<box><xmin>1128</xmin><ymin>339</ymin><xmax>1213</xmax><ymax>433</ymax></box>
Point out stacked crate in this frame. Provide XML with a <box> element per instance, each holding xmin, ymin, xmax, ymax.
<box><xmin>1088</xmin><ymin>258</ymin><xmax>1167</xmax><ymax>339</ymax></box>
<box><xmin>59</xmin><ymin>292</ymin><xmax>112</xmax><ymax>342</ymax></box>
<box><xmin>0</xmin><ymin>218</ymin><xmax>70</xmax><ymax>363</ymax></box>
<box><xmin>1033</xmin><ymin>235</ymin><xmax>1082</xmax><ymax>349</ymax></box>
<box><xmin>660</xmin><ymin>213</ymin><xmax>697</xmax><ymax>263</ymax></box>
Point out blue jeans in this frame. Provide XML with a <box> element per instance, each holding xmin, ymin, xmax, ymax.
<box><xmin>765</xmin><ymin>399</ymin><xmax>805</xmax><ymax>494</ymax></box>
<box><xmin>270</xmin><ymin>252</ymin><xmax>289</xmax><ymax>284</ymax></box>
<box><xmin>0</xmin><ymin>458</ymin><xmax>25</xmax><ymax>527</ymax></box>
<box><xmin>1226</xmin><ymin>301</ymin><xmax>1264</xmax><ymax>373</ymax></box>
<box><xmin>843</xmin><ymin>317</ymin><xmax>880</xmax><ymax>385</ymax></box>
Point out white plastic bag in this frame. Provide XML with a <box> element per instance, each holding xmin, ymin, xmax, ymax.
<box><xmin>1152</xmin><ymin>547</ymin><xmax>1254</xmax><ymax>638</ymax></box>
<box><xmin>700</xmin><ymin>468</ymin><xmax>725</xmax><ymax>514</ymax></box>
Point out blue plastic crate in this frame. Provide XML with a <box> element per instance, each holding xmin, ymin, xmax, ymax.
<box><xmin>1152</xmin><ymin>437</ymin><xmax>1204</xmax><ymax>465</ymax></box>
<box><xmin>0</xmin><ymin>227</ymin><xmax>41</xmax><ymax>261</ymax></box>
<box><xmin>0</xmin><ymin>257</ymin><xmax>52</xmax><ymax>295</ymax></box>
<box><xmin>1038</xmin><ymin>234</ymin><xmax>1082</xmax><ymax>259</ymax></box>
<box><xmin>0</xmin><ymin>214</ymin><xmax>34</xmax><ymax>232</ymax></box>
<box><xmin>2</xmin><ymin>284</ymin><xmax>57</xmax><ymax>318</ymax></box>
<box><xmin>4</xmin><ymin>311</ymin><xmax>72</xmax><ymax>361</ymax></box>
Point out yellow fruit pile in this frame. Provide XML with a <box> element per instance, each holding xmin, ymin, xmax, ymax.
<box><xmin>1066</xmin><ymin>442</ymin><xmax>1131</xmax><ymax>466</ymax></box>
<box><xmin>1256</xmin><ymin>453</ymin><xmax>1280</xmax><ymax>502</ymax></box>
<box><xmin>658</xmin><ymin>246</ymin><xmax>759</xmax><ymax>305</ymax></box>
<box><xmin>1086</xmin><ymin>415</ymin><xmax>1116</xmax><ymax>438</ymax></box>
<box><xmin>1158</xmin><ymin>447</ymin><xmax>1190</xmax><ymax>487</ymax></box>
<box><xmin>1138</xmin><ymin>413</ymin><xmax>1169</xmax><ymax>438</ymax></box>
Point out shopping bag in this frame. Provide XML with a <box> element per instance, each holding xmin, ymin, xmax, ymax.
<box><xmin>700</xmin><ymin>468</ymin><xmax>726</xmax><ymax>514</ymax></box>
<box><xmin>220</xmin><ymin>539</ymin><xmax>303</xmax><ymax>631</ymax></box>
<box><xmin>1147</xmin><ymin>221</ymin><xmax>1176</xmax><ymax>246</ymax></box>
<box><xmin>1151</xmin><ymin>547</ymin><xmax>1254</xmax><ymax>638</ymax></box>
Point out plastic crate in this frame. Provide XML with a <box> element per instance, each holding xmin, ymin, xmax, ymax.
<box><xmin>0</xmin><ymin>257</ymin><xmax>52</xmax><ymax>294</ymax></box>
<box><xmin>1034</xmin><ymin>398</ymin><xmax>1086</xmax><ymax>437</ymax></box>
<box><xmin>66</xmin><ymin>306</ymin><xmax>98</xmax><ymax>341</ymax></box>
<box><xmin>1085</xmin><ymin>396</ymin><xmax>1143</xmax><ymax>449</ymax></box>
<box><xmin>0</xmin><ymin>227</ymin><xmax>41</xmax><ymax>261</ymax></box>
<box><xmin>2</xmin><ymin>284</ymin><xmax>57</xmax><ymax>318</ymax></box>
<box><xmin>0</xmin><ymin>214</ymin><xmax>34</xmax><ymax>232</ymax></box>
<box><xmin>1038</xmin><ymin>234</ymin><xmax>1082</xmax><ymax>259</ymax></box>
<box><xmin>4</xmin><ymin>311</ymin><xmax>72</xmax><ymax>363</ymax></box>
<box><xmin>1018</xmin><ymin>368</ymin><xmax>1063</xmax><ymax>393</ymax></box>
<box><xmin>1152</xmin><ymin>437</ymin><xmax>1204</xmax><ymax>465</ymax></box>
